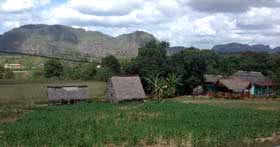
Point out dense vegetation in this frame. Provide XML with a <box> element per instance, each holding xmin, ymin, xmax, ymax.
<box><xmin>123</xmin><ymin>41</ymin><xmax>280</xmax><ymax>96</ymax></box>
<box><xmin>1</xmin><ymin>40</ymin><xmax>280</xmax><ymax>96</ymax></box>
<box><xmin>1</xmin><ymin>101</ymin><xmax>279</xmax><ymax>146</ymax></box>
<box><xmin>37</xmin><ymin>56</ymin><xmax>120</xmax><ymax>81</ymax></box>
<box><xmin>0</xmin><ymin>65</ymin><xmax>14</xmax><ymax>79</ymax></box>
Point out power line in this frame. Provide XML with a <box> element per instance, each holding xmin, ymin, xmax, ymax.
<box><xmin>0</xmin><ymin>49</ymin><xmax>99</xmax><ymax>63</ymax></box>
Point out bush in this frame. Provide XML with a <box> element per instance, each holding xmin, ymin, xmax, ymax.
<box><xmin>63</xmin><ymin>63</ymin><xmax>97</xmax><ymax>80</ymax></box>
<box><xmin>3</xmin><ymin>69</ymin><xmax>15</xmax><ymax>79</ymax></box>
<box><xmin>101</xmin><ymin>55</ymin><xmax>121</xmax><ymax>74</ymax></box>
<box><xmin>44</xmin><ymin>59</ymin><xmax>64</xmax><ymax>78</ymax></box>
<box><xmin>0</xmin><ymin>65</ymin><xmax>4</xmax><ymax>79</ymax></box>
<box><xmin>145</xmin><ymin>73</ymin><xmax>182</xmax><ymax>99</ymax></box>
<box><xmin>32</xmin><ymin>70</ymin><xmax>45</xmax><ymax>80</ymax></box>
<box><xmin>80</xmin><ymin>63</ymin><xmax>97</xmax><ymax>80</ymax></box>
<box><xmin>95</xmin><ymin>67</ymin><xmax>114</xmax><ymax>81</ymax></box>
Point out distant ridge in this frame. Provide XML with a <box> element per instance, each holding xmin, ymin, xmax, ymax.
<box><xmin>212</xmin><ymin>43</ymin><xmax>280</xmax><ymax>53</ymax></box>
<box><xmin>0</xmin><ymin>24</ymin><xmax>156</xmax><ymax>60</ymax></box>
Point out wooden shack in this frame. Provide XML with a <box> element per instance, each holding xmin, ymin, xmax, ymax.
<box><xmin>106</xmin><ymin>76</ymin><xmax>146</xmax><ymax>103</ymax></box>
<box><xmin>47</xmin><ymin>85</ymin><xmax>89</xmax><ymax>105</ymax></box>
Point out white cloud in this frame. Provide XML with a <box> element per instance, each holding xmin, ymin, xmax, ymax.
<box><xmin>0</xmin><ymin>0</ymin><xmax>50</xmax><ymax>13</ymax></box>
<box><xmin>0</xmin><ymin>0</ymin><xmax>280</xmax><ymax>48</ymax></box>
<box><xmin>193</xmin><ymin>16</ymin><xmax>217</xmax><ymax>36</ymax></box>
<box><xmin>68</xmin><ymin>0</ymin><xmax>142</xmax><ymax>16</ymax></box>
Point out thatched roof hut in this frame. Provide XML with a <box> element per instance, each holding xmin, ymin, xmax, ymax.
<box><xmin>217</xmin><ymin>78</ymin><xmax>251</xmax><ymax>92</ymax></box>
<box><xmin>106</xmin><ymin>76</ymin><xmax>146</xmax><ymax>103</ymax></box>
<box><xmin>204</xmin><ymin>74</ymin><xmax>223</xmax><ymax>83</ymax></box>
<box><xmin>231</xmin><ymin>71</ymin><xmax>271</xmax><ymax>84</ymax></box>
<box><xmin>47</xmin><ymin>85</ymin><xmax>89</xmax><ymax>104</ymax></box>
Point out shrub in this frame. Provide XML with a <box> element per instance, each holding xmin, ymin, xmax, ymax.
<box><xmin>145</xmin><ymin>73</ymin><xmax>182</xmax><ymax>99</ymax></box>
<box><xmin>3</xmin><ymin>69</ymin><xmax>15</xmax><ymax>79</ymax></box>
<box><xmin>101</xmin><ymin>55</ymin><xmax>121</xmax><ymax>74</ymax></box>
<box><xmin>80</xmin><ymin>63</ymin><xmax>97</xmax><ymax>80</ymax></box>
<box><xmin>95</xmin><ymin>67</ymin><xmax>114</xmax><ymax>81</ymax></box>
<box><xmin>44</xmin><ymin>59</ymin><xmax>64</xmax><ymax>78</ymax></box>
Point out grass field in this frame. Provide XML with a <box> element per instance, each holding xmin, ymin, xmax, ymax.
<box><xmin>0</xmin><ymin>100</ymin><xmax>280</xmax><ymax>146</ymax></box>
<box><xmin>0</xmin><ymin>80</ymin><xmax>106</xmax><ymax>123</ymax></box>
<box><xmin>0</xmin><ymin>81</ymin><xmax>280</xmax><ymax>146</ymax></box>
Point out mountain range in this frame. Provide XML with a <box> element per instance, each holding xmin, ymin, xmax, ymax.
<box><xmin>0</xmin><ymin>24</ymin><xmax>279</xmax><ymax>60</ymax></box>
<box><xmin>0</xmin><ymin>24</ymin><xmax>156</xmax><ymax>60</ymax></box>
<box><xmin>212</xmin><ymin>43</ymin><xmax>280</xmax><ymax>53</ymax></box>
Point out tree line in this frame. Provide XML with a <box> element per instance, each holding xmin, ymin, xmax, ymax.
<box><xmin>39</xmin><ymin>40</ymin><xmax>280</xmax><ymax>98</ymax></box>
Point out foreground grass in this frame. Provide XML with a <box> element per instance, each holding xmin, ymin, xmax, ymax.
<box><xmin>0</xmin><ymin>101</ymin><xmax>279</xmax><ymax>146</ymax></box>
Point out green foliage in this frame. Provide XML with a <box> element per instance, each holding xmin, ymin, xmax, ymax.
<box><xmin>95</xmin><ymin>67</ymin><xmax>114</xmax><ymax>81</ymax></box>
<box><xmin>64</xmin><ymin>63</ymin><xmax>97</xmax><ymax>80</ymax></box>
<box><xmin>145</xmin><ymin>73</ymin><xmax>182</xmax><ymax>99</ymax></box>
<box><xmin>126</xmin><ymin>41</ymin><xmax>169</xmax><ymax>78</ymax></box>
<box><xmin>32</xmin><ymin>70</ymin><xmax>45</xmax><ymax>80</ymax></box>
<box><xmin>0</xmin><ymin>65</ymin><xmax>15</xmax><ymax>79</ymax></box>
<box><xmin>0</xmin><ymin>65</ymin><xmax>4</xmax><ymax>79</ymax></box>
<box><xmin>1</xmin><ymin>101</ymin><xmax>280</xmax><ymax>146</ymax></box>
<box><xmin>80</xmin><ymin>63</ymin><xmax>97</xmax><ymax>80</ymax></box>
<box><xmin>125</xmin><ymin>41</ymin><xmax>169</xmax><ymax>92</ymax></box>
<box><xmin>44</xmin><ymin>59</ymin><xmax>64</xmax><ymax>78</ymax></box>
<box><xmin>3</xmin><ymin>69</ymin><xmax>15</xmax><ymax>79</ymax></box>
<box><xmin>168</xmin><ymin>49</ymin><xmax>207</xmax><ymax>94</ymax></box>
<box><xmin>101</xmin><ymin>55</ymin><xmax>121</xmax><ymax>74</ymax></box>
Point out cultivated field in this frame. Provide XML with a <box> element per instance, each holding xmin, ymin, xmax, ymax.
<box><xmin>0</xmin><ymin>81</ymin><xmax>280</xmax><ymax>146</ymax></box>
<box><xmin>0</xmin><ymin>100</ymin><xmax>280</xmax><ymax>146</ymax></box>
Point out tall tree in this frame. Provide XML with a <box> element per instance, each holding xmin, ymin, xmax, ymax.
<box><xmin>169</xmin><ymin>49</ymin><xmax>207</xmax><ymax>94</ymax></box>
<box><xmin>44</xmin><ymin>59</ymin><xmax>64</xmax><ymax>78</ymax></box>
<box><xmin>101</xmin><ymin>55</ymin><xmax>121</xmax><ymax>74</ymax></box>
<box><xmin>125</xmin><ymin>41</ymin><xmax>169</xmax><ymax>90</ymax></box>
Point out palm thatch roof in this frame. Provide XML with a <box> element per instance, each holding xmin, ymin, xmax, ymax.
<box><xmin>106</xmin><ymin>76</ymin><xmax>146</xmax><ymax>103</ymax></box>
<box><xmin>217</xmin><ymin>78</ymin><xmax>251</xmax><ymax>92</ymax></box>
<box><xmin>47</xmin><ymin>85</ymin><xmax>89</xmax><ymax>102</ymax></box>
<box><xmin>204</xmin><ymin>74</ymin><xmax>223</xmax><ymax>83</ymax></box>
<box><xmin>231</xmin><ymin>71</ymin><xmax>265</xmax><ymax>83</ymax></box>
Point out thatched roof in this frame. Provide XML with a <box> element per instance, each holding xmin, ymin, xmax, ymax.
<box><xmin>106</xmin><ymin>76</ymin><xmax>146</xmax><ymax>102</ymax></box>
<box><xmin>218</xmin><ymin>78</ymin><xmax>251</xmax><ymax>92</ymax></box>
<box><xmin>204</xmin><ymin>74</ymin><xmax>223</xmax><ymax>83</ymax></box>
<box><xmin>231</xmin><ymin>71</ymin><xmax>265</xmax><ymax>83</ymax></box>
<box><xmin>47</xmin><ymin>85</ymin><xmax>89</xmax><ymax>102</ymax></box>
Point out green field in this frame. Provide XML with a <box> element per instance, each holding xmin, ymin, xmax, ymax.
<box><xmin>0</xmin><ymin>101</ymin><xmax>280</xmax><ymax>146</ymax></box>
<box><xmin>0</xmin><ymin>81</ymin><xmax>280</xmax><ymax>146</ymax></box>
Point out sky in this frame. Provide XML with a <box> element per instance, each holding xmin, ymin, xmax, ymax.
<box><xmin>0</xmin><ymin>0</ymin><xmax>280</xmax><ymax>49</ymax></box>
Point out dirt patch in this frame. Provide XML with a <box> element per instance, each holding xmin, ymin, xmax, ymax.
<box><xmin>175</xmin><ymin>97</ymin><xmax>280</xmax><ymax>111</ymax></box>
<box><xmin>104</xmin><ymin>137</ymin><xmax>193</xmax><ymax>147</ymax></box>
<box><xmin>256</xmin><ymin>132</ymin><xmax>280</xmax><ymax>144</ymax></box>
<box><xmin>0</xmin><ymin>109</ymin><xmax>30</xmax><ymax>124</ymax></box>
<box><xmin>128</xmin><ymin>112</ymin><xmax>160</xmax><ymax>118</ymax></box>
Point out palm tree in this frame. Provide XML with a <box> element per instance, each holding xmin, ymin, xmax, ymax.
<box><xmin>145</xmin><ymin>73</ymin><xmax>182</xmax><ymax>99</ymax></box>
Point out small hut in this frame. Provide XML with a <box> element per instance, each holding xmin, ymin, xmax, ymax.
<box><xmin>47</xmin><ymin>85</ymin><xmax>89</xmax><ymax>105</ymax></box>
<box><xmin>231</xmin><ymin>71</ymin><xmax>273</xmax><ymax>96</ymax></box>
<box><xmin>106</xmin><ymin>76</ymin><xmax>146</xmax><ymax>103</ymax></box>
<box><xmin>204</xmin><ymin>74</ymin><xmax>223</xmax><ymax>96</ymax></box>
<box><xmin>215</xmin><ymin>77</ymin><xmax>252</xmax><ymax>99</ymax></box>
